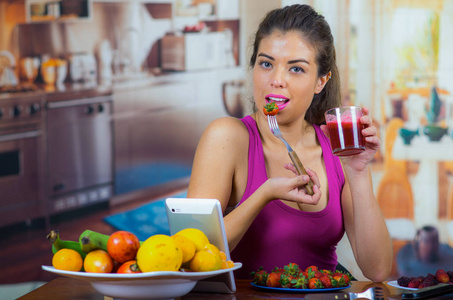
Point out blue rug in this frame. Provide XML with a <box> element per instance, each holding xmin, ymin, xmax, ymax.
<box><xmin>104</xmin><ymin>191</ymin><xmax>187</xmax><ymax>241</ymax></box>
<box><xmin>115</xmin><ymin>162</ymin><xmax>192</xmax><ymax>195</ymax></box>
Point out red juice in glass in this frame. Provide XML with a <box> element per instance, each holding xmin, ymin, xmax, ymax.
<box><xmin>325</xmin><ymin>106</ymin><xmax>365</xmax><ymax>156</ymax></box>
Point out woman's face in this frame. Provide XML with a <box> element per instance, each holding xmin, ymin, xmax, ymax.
<box><xmin>253</xmin><ymin>30</ymin><xmax>328</xmax><ymax>122</ymax></box>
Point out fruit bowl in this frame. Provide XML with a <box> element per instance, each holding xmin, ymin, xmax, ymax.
<box><xmin>42</xmin><ymin>263</ymin><xmax>242</xmax><ymax>299</ymax></box>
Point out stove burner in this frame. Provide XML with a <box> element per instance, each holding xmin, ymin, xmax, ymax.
<box><xmin>0</xmin><ymin>83</ymin><xmax>38</xmax><ymax>94</ymax></box>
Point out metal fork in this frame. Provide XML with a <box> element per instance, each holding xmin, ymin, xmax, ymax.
<box><xmin>267</xmin><ymin>115</ymin><xmax>314</xmax><ymax>195</ymax></box>
<box><xmin>349</xmin><ymin>286</ymin><xmax>384</xmax><ymax>300</ymax></box>
<box><xmin>304</xmin><ymin>286</ymin><xmax>385</xmax><ymax>300</ymax></box>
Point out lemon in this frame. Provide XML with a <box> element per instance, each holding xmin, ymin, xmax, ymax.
<box><xmin>175</xmin><ymin>228</ymin><xmax>209</xmax><ymax>252</ymax></box>
<box><xmin>172</xmin><ymin>234</ymin><xmax>196</xmax><ymax>263</ymax></box>
<box><xmin>189</xmin><ymin>243</ymin><xmax>222</xmax><ymax>272</ymax></box>
<box><xmin>136</xmin><ymin>234</ymin><xmax>183</xmax><ymax>272</ymax></box>
<box><xmin>52</xmin><ymin>249</ymin><xmax>83</xmax><ymax>272</ymax></box>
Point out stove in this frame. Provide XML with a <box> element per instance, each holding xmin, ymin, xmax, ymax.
<box><xmin>0</xmin><ymin>92</ymin><xmax>45</xmax><ymax>227</ymax></box>
<box><xmin>0</xmin><ymin>83</ymin><xmax>38</xmax><ymax>94</ymax></box>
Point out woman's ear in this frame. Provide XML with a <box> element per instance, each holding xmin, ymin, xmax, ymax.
<box><xmin>315</xmin><ymin>71</ymin><xmax>331</xmax><ymax>94</ymax></box>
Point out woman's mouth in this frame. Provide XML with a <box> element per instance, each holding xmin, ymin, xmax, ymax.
<box><xmin>266</xmin><ymin>94</ymin><xmax>289</xmax><ymax>111</ymax></box>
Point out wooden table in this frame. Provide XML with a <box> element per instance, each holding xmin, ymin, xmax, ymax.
<box><xmin>16</xmin><ymin>277</ymin><xmax>453</xmax><ymax>299</ymax></box>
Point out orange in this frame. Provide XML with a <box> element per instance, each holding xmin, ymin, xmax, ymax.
<box><xmin>219</xmin><ymin>251</ymin><xmax>227</xmax><ymax>261</ymax></box>
<box><xmin>221</xmin><ymin>260</ymin><xmax>235</xmax><ymax>269</ymax></box>
<box><xmin>172</xmin><ymin>234</ymin><xmax>196</xmax><ymax>263</ymax></box>
<box><xmin>52</xmin><ymin>249</ymin><xmax>83</xmax><ymax>272</ymax></box>
<box><xmin>189</xmin><ymin>243</ymin><xmax>222</xmax><ymax>272</ymax></box>
<box><xmin>219</xmin><ymin>251</ymin><xmax>234</xmax><ymax>269</ymax></box>
<box><xmin>83</xmin><ymin>249</ymin><xmax>113</xmax><ymax>273</ymax></box>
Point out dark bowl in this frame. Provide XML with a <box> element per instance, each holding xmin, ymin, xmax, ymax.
<box><xmin>423</xmin><ymin>125</ymin><xmax>448</xmax><ymax>142</ymax></box>
<box><xmin>399</xmin><ymin>128</ymin><xmax>419</xmax><ymax>145</ymax></box>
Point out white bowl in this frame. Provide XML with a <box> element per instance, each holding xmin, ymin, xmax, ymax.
<box><xmin>42</xmin><ymin>263</ymin><xmax>242</xmax><ymax>299</ymax></box>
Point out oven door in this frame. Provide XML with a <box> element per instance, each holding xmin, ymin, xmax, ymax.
<box><xmin>0</xmin><ymin>130</ymin><xmax>42</xmax><ymax>227</ymax></box>
<box><xmin>47</xmin><ymin>97</ymin><xmax>113</xmax><ymax>198</ymax></box>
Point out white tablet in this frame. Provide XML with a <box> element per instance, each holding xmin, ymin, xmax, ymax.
<box><xmin>165</xmin><ymin>198</ymin><xmax>236</xmax><ymax>294</ymax></box>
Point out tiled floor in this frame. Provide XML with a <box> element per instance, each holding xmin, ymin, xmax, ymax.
<box><xmin>0</xmin><ymin>282</ymin><xmax>46</xmax><ymax>300</ymax></box>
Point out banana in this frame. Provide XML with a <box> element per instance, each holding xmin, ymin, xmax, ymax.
<box><xmin>47</xmin><ymin>229</ymin><xmax>86</xmax><ymax>258</ymax></box>
<box><xmin>79</xmin><ymin>229</ymin><xmax>110</xmax><ymax>253</ymax></box>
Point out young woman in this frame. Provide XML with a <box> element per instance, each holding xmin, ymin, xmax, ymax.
<box><xmin>187</xmin><ymin>4</ymin><xmax>392</xmax><ymax>282</ymax></box>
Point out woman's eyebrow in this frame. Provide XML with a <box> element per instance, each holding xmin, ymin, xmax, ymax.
<box><xmin>257</xmin><ymin>53</ymin><xmax>274</xmax><ymax>60</ymax></box>
<box><xmin>258</xmin><ymin>53</ymin><xmax>310</xmax><ymax>65</ymax></box>
<box><xmin>288</xmin><ymin>58</ymin><xmax>310</xmax><ymax>65</ymax></box>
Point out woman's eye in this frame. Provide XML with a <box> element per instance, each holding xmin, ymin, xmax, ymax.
<box><xmin>290</xmin><ymin>66</ymin><xmax>304</xmax><ymax>73</ymax></box>
<box><xmin>259</xmin><ymin>61</ymin><xmax>272</xmax><ymax>69</ymax></box>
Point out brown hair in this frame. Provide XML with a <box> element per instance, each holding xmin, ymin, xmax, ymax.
<box><xmin>250</xmin><ymin>4</ymin><xmax>341</xmax><ymax>125</ymax></box>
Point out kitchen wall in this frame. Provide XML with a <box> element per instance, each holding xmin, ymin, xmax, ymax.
<box><xmin>2</xmin><ymin>1</ymin><xmax>174</xmax><ymax>74</ymax></box>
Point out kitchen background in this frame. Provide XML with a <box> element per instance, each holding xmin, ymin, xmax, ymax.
<box><xmin>1</xmin><ymin>0</ymin><xmax>453</xmax><ymax>295</ymax></box>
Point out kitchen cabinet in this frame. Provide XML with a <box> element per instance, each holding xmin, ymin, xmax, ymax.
<box><xmin>174</xmin><ymin>0</ymin><xmax>240</xmax><ymax>21</ymax></box>
<box><xmin>25</xmin><ymin>0</ymin><xmax>92</xmax><ymax>22</ymax></box>
<box><xmin>215</xmin><ymin>0</ymin><xmax>239</xmax><ymax>20</ymax></box>
<box><xmin>113</xmin><ymin>81</ymin><xmax>197</xmax><ymax>195</ymax></box>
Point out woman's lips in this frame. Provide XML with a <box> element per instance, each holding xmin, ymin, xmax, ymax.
<box><xmin>266</xmin><ymin>94</ymin><xmax>289</xmax><ymax>111</ymax></box>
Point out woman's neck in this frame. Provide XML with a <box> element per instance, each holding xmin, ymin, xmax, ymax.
<box><xmin>252</xmin><ymin>112</ymin><xmax>314</xmax><ymax>147</ymax></box>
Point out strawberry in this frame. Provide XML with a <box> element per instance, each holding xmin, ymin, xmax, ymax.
<box><xmin>408</xmin><ymin>277</ymin><xmax>424</xmax><ymax>289</ymax></box>
<box><xmin>397</xmin><ymin>276</ymin><xmax>412</xmax><ymax>287</ymax></box>
<box><xmin>263</xmin><ymin>102</ymin><xmax>279</xmax><ymax>116</ymax></box>
<box><xmin>333</xmin><ymin>271</ymin><xmax>351</xmax><ymax>286</ymax></box>
<box><xmin>280</xmin><ymin>273</ymin><xmax>299</xmax><ymax>288</ymax></box>
<box><xmin>265</xmin><ymin>267</ymin><xmax>284</xmax><ymax>288</ymax></box>
<box><xmin>308</xmin><ymin>277</ymin><xmax>323</xmax><ymax>289</ymax></box>
<box><xmin>448</xmin><ymin>271</ymin><xmax>453</xmax><ymax>281</ymax></box>
<box><xmin>305</xmin><ymin>266</ymin><xmax>320</xmax><ymax>279</ymax></box>
<box><xmin>419</xmin><ymin>273</ymin><xmax>438</xmax><ymax>288</ymax></box>
<box><xmin>333</xmin><ymin>275</ymin><xmax>347</xmax><ymax>287</ymax></box>
<box><xmin>283</xmin><ymin>263</ymin><xmax>300</xmax><ymax>276</ymax></box>
<box><xmin>266</xmin><ymin>271</ymin><xmax>283</xmax><ymax>287</ymax></box>
<box><xmin>340</xmin><ymin>273</ymin><xmax>351</xmax><ymax>286</ymax></box>
<box><xmin>320</xmin><ymin>275</ymin><xmax>335</xmax><ymax>288</ymax></box>
<box><xmin>291</xmin><ymin>275</ymin><xmax>308</xmax><ymax>289</ymax></box>
<box><xmin>435</xmin><ymin>269</ymin><xmax>450</xmax><ymax>283</ymax></box>
<box><xmin>305</xmin><ymin>265</ymin><xmax>319</xmax><ymax>273</ymax></box>
<box><xmin>321</xmin><ymin>269</ymin><xmax>333</xmax><ymax>276</ymax></box>
<box><xmin>250</xmin><ymin>266</ymin><xmax>268</xmax><ymax>286</ymax></box>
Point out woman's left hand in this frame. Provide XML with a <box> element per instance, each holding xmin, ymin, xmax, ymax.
<box><xmin>320</xmin><ymin>107</ymin><xmax>380</xmax><ymax>173</ymax></box>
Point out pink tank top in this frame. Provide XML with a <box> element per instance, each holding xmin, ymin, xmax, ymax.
<box><xmin>231</xmin><ymin>116</ymin><xmax>345</xmax><ymax>278</ymax></box>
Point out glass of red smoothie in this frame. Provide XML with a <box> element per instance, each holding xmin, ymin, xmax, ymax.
<box><xmin>324</xmin><ymin>106</ymin><xmax>366</xmax><ymax>156</ymax></box>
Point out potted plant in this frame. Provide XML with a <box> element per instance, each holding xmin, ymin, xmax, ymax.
<box><xmin>423</xmin><ymin>86</ymin><xmax>448</xmax><ymax>141</ymax></box>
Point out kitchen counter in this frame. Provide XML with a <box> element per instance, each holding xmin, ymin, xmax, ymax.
<box><xmin>0</xmin><ymin>82</ymin><xmax>113</xmax><ymax>102</ymax></box>
<box><xmin>17</xmin><ymin>277</ymin><xmax>453</xmax><ymax>299</ymax></box>
<box><xmin>0</xmin><ymin>66</ymin><xmax>245</xmax><ymax>100</ymax></box>
<box><xmin>110</xmin><ymin>67</ymin><xmax>245</xmax><ymax>91</ymax></box>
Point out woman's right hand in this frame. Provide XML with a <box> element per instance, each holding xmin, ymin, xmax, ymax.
<box><xmin>263</xmin><ymin>168</ymin><xmax>322</xmax><ymax>205</ymax></box>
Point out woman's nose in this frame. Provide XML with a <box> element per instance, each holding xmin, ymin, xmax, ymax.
<box><xmin>271</xmin><ymin>69</ymin><xmax>286</xmax><ymax>88</ymax></box>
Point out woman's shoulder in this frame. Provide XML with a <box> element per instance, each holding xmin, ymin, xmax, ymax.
<box><xmin>206</xmin><ymin>117</ymin><xmax>247</xmax><ymax>136</ymax></box>
<box><xmin>203</xmin><ymin>116</ymin><xmax>250</xmax><ymax>140</ymax></box>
